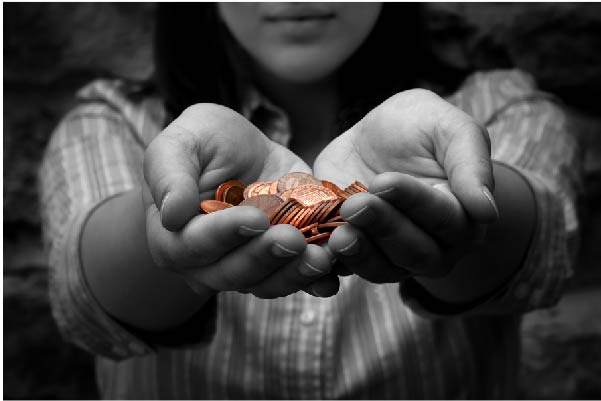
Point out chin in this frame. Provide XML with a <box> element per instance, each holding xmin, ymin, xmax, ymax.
<box><xmin>268</xmin><ymin>59</ymin><xmax>341</xmax><ymax>84</ymax></box>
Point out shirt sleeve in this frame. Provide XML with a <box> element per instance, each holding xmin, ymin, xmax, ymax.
<box><xmin>39</xmin><ymin>103</ymin><xmax>216</xmax><ymax>360</ymax></box>
<box><xmin>39</xmin><ymin>103</ymin><xmax>152</xmax><ymax>359</ymax></box>
<box><xmin>400</xmin><ymin>69</ymin><xmax>583</xmax><ymax>317</ymax></box>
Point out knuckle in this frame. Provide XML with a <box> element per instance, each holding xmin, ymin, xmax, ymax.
<box><xmin>180</xmin><ymin>232</ymin><xmax>219</xmax><ymax>266</ymax></box>
<box><xmin>214</xmin><ymin>268</ymin><xmax>243</xmax><ymax>291</ymax></box>
<box><xmin>408</xmin><ymin>248</ymin><xmax>435</xmax><ymax>269</ymax></box>
<box><xmin>394</xmin><ymin>88</ymin><xmax>438</xmax><ymax>103</ymax></box>
<box><xmin>374</xmin><ymin>214</ymin><xmax>401</xmax><ymax>241</ymax></box>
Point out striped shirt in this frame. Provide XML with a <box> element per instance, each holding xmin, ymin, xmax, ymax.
<box><xmin>39</xmin><ymin>70</ymin><xmax>581</xmax><ymax>399</ymax></box>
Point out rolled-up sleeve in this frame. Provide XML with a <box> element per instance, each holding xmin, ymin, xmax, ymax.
<box><xmin>401</xmin><ymin>70</ymin><xmax>583</xmax><ymax>316</ymax></box>
<box><xmin>39</xmin><ymin>104</ymin><xmax>153</xmax><ymax>359</ymax></box>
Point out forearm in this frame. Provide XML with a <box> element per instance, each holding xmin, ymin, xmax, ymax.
<box><xmin>81</xmin><ymin>188</ymin><xmax>214</xmax><ymax>331</ymax></box>
<box><xmin>417</xmin><ymin>162</ymin><xmax>536</xmax><ymax>304</ymax></box>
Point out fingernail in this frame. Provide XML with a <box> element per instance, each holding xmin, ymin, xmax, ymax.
<box><xmin>160</xmin><ymin>192</ymin><xmax>171</xmax><ymax>224</ymax></box>
<box><xmin>372</xmin><ymin>187</ymin><xmax>396</xmax><ymax>197</ymax></box>
<box><xmin>338</xmin><ymin>237</ymin><xmax>360</xmax><ymax>256</ymax></box>
<box><xmin>299</xmin><ymin>260</ymin><xmax>328</xmax><ymax>277</ymax></box>
<box><xmin>344</xmin><ymin>205</ymin><xmax>373</xmax><ymax>224</ymax></box>
<box><xmin>239</xmin><ymin>225</ymin><xmax>267</xmax><ymax>237</ymax></box>
<box><xmin>482</xmin><ymin>186</ymin><xmax>500</xmax><ymax>219</ymax></box>
<box><xmin>272</xmin><ymin>242</ymin><xmax>299</xmax><ymax>258</ymax></box>
<box><xmin>321</xmin><ymin>244</ymin><xmax>338</xmax><ymax>265</ymax></box>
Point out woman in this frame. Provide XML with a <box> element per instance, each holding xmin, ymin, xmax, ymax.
<box><xmin>40</xmin><ymin>3</ymin><xmax>581</xmax><ymax>398</ymax></box>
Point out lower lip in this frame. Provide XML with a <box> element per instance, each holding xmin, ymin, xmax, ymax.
<box><xmin>264</xmin><ymin>16</ymin><xmax>335</xmax><ymax>41</ymax></box>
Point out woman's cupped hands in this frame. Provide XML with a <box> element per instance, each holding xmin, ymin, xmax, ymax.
<box><xmin>143</xmin><ymin>89</ymin><xmax>500</xmax><ymax>297</ymax></box>
<box><xmin>143</xmin><ymin>104</ymin><xmax>339</xmax><ymax>299</ymax></box>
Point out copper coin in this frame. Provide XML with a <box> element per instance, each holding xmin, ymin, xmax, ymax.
<box><xmin>269</xmin><ymin>199</ymin><xmax>298</xmax><ymax>224</ymax></box>
<box><xmin>216</xmin><ymin>180</ymin><xmax>245</xmax><ymax>202</ymax></box>
<box><xmin>326</xmin><ymin>215</ymin><xmax>344</xmax><ymax>223</ymax></box>
<box><xmin>297</xmin><ymin>204</ymin><xmax>318</xmax><ymax>228</ymax></box>
<box><xmin>300</xmin><ymin>222</ymin><xmax>318</xmax><ymax>235</ymax></box>
<box><xmin>223</xmin><ymin>185</ymin><xmax>245</xmax><ymax>206</ymax></box>
<box><xmin>310</xmin><ymin>201</ymin><xmax>331</xmax><ymax>224</ymax></box>
<box><xmin>323</xmin><ymin>199</ymin><xmax>343</xmax><ymax>222</ymax></box>
<box><xmin>317</xmin><ymin>221</ymin><xmax>347</xmax><ymax>231</ymax></box>
<box><xmin>279</xmin><ymin>189</ymin><xmax>294</xmax><ymax>201</ymax></box>
<box><xmin>291</xmin><ymin>206</ymin><xmax>311</xmax><ymax>230</ymax></box>
<box><xmin>255</xmin><ymin>182</ymin><xmax>273</xmax><ymax>197</ymax></box>
<box><xmin>292</xmin><ymin>206</ymin><xmax>314</xmax><ymax>228</ymax></box>
<box><xmin>353</xmin><ymin>181</ymin><xmax>368</xmax><ymax>192</ymax></box>
<box><xmin>314</xmin><ymin>200</ymin><xmax>338</xmax><ymax>223</ymax></box>
<box><xmin>305</xmin><ymin>202</ymin><xmax>328</xmax><ymax>226</ymax></box>
<box><xmin>269</xmin><ymin>180</ymin><xmax>280</xmax><ymax>195</ymax></box>
<box><xmin>280</xmin><ymin>203</ymin><xmax>303</xmax><ymax>225</ymax></box>
<box><xmin>339</xmin><ymin>190</ymin><xmax>351</xmax><ymax>200</ymax></box>
<box><xmin>304</xmin><ymin>203</ymin><xmax>328</xmax><ymax>226</ymax></box>
<box><xmin>306</xmin><ymin>232</ymin><xmax>331</xmax><ymax>245</ymax></box>
<box><xmin>243</xmin><ymin>183</ymin><xmax>255</xmax><ymax>199</ymax></box>
<box><xmin>244</xmin><ymin>181</ymin><xmax>270</xmax><ymax>199</ymax></box>
<box><xmin>289</xmin><ymin>206</ymin><xmax>310</xmax><ymax>228</ymax></box>
<box><xmin>321</xmin><ymin>180</ymin><xmax>345</xmax><ymax>198</ymax></box>
<box><xmin>343</xmin><ymin>184</ymin><xmax>359</xmax><ymax>195</ymax></box>
<box><xmin>272</xmin><ymin>201</ymin><xmax>296</xmax><ymax>225</ymax></box>
<box><xmin>239</xmin><ymin>194</ymin><xmax>283</xmax><ymax>216</ymax></box>
<box><xmin>277</xmin><ymin>172</ymin><xmax>321</xmax><ymax>192</ymax></box>
<box><xmin>199</xmin><ymin>200</ymin><xmax>233</xmax><ymax>214</ymax></box>
<box><xmin>290</xmin><ymin>184</ymin><xmax>338</xmax><ymax>207</ymax></box>
<box><xmin>310</xmin><ymin>200</ymin><xmax>330</xmax><ymax>223</ymax></box>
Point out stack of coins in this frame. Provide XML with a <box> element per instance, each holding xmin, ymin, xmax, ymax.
<box><xmin>199</xmin><ymin>172</ymin><xmax>367</xmax><ymax>244</ymax></box>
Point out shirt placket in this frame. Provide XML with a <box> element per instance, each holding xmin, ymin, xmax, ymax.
<box><xmin>288</xmin><ymin>292</ymin><xmax>327</xmax><ymax>399</ymax></box>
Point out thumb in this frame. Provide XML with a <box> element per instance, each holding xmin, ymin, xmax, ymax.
<box><xmin>144</xmin><ymin>128</ymin><xmax>202</xmax><ymax>231</ymax></box>
<box><xmin>144</xmin><ymin>104</ymin><xmax>272</xmax><ymax>231</ymax></box>
<box><xmin>438</xmin><ymin>114</ymin><xmax>498</xmax><ymax>223</ymax></box>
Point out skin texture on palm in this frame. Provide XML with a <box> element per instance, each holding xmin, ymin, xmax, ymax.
<box><xmin>314</xmin><ymin>89</ymin><xmax>497</xmax><ymax>224</ymax></box>
<box><xmin>311</xmin><ymin>90</ymin><xmax>534</xmax><ymax>303</ymax></box>
<box><xmin>145</xmin><ymin>103</ymin><xmax>312</xmax><ymax>232</ymax></box>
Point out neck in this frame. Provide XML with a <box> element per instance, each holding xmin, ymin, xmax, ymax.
<box><xmin>251</xmin><ymin>66</ymin><xmax>340</xmax><ymax>165</ymax></box>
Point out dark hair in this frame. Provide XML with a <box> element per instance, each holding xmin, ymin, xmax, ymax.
<box><xmin>154</xmin><ymin>3</ymin><xmax>466</xmax><ymax>129</ymax></box>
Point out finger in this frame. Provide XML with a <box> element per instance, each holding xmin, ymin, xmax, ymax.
<box><xmin>328</xmin><ymin>224</ymin><xmax>410</xmax><ymax>283</ymax></box>
<box><xmin>368</xmin><ymin>172</ymin><xmax>471</xmax><ymax>244</ymax></box>
<box><xmin>247</xmin><ymin>244</ymin><xmax>332</xmax><ymax>298</ymax></box>
<box><xmin>334</xmin><ymin>262</ymin><xmax>353</xmax><ymax>276</ymax></box>
<box><xmin>146</xmin><ymin>205</ymin><xmax>269</xmax><ymax>270</ymax></box>
<box><xmin>303</xmin><ymin>274</ymin><xmax>340</xmax><ymax>298</ymax></box>
<box><xmin>339</xmin><ymin>193</ymin><xmax>446</xmax><ymax>276</ymax></box>
<box><xmin>321</xmin><ymin>243</ymin><xmax>353</xmax><ymax>277</ymax></box>
<box><xmin>435</xmin><ymin>110</ymin><xmax>498</xmax><ymax>223</ymax></box>
<box><xmin>144</xmin><ymin>104</ymin><xmax>269</xmax><ymax>231</ymax></box>
<box><xmin>192</xmin><ymin>224</ymin><xmax>307</xmax><ymax>291</ymax></box>
<box><xmin>144</xmin><ymin>129</ymin><xmax>203</xmax><ymax>231</ymax></box>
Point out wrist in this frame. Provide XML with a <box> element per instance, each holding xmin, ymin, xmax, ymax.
<box><xmin>81</xmin><ymin>188</ymin><xmax>212</xmax><ymax>331</ymax></box>
<box><xmin>416</xmin><ymin>162</ymin><xmax>536</xmax><ymax>305</ymax></box>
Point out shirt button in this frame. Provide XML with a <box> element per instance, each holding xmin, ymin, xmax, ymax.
<box><xmin>129</xmin><ymin>342</ymin><xmax>146</xmax><ymax>355</ymax></box>
<box><xmin>300</xmin><ymin>309</ymin><xmax>316</xmax><ymax>325</ymax></box>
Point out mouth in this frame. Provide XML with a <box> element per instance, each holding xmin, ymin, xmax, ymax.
<box><xmin>263</xmin><ymin>8</ymin><xmax>336</xmax><ymax>23</ymax></box>
<box><xmin>264</xmin><ymin>14</ymin><xmax>335</xmax><ymax>23</ymax></box>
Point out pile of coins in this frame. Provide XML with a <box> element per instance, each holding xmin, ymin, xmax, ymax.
<box><xmin>199</xmin><ymin>172</ymin><xmax>367</xmax><ymax>244</ymax></box>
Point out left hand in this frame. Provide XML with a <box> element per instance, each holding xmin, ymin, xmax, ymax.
<box><xmin>313</xmin><ymin>89</ymin><xmax>498</xmax><ymax>281</ymax></box>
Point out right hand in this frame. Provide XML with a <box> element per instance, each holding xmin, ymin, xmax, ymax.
<box><xmin>143</xmin><ymin>104</ymin><xmax>339</xmax><ymax>299</ymax></box>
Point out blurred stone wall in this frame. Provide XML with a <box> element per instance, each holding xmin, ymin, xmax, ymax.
<box><xmin>3</xmin><ymin>3</ymin><xmax>601</xmax><ymax>399</ymax></box>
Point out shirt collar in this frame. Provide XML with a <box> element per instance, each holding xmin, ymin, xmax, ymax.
<box><xmin>241</xmin><ymin>86</ymin><xmax>292</xmax><ymax>148</ymax></box>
